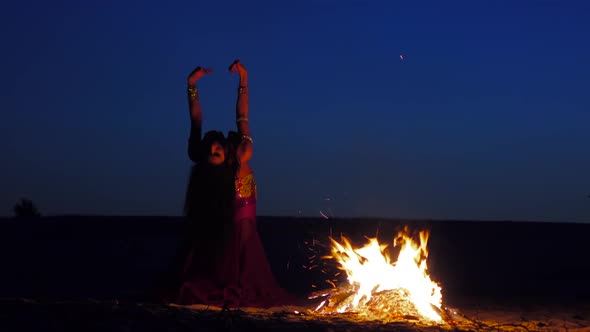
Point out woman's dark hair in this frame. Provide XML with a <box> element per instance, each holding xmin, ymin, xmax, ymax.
<box><xmin>225</xmin><ymin>130</ymin><xmax>242</xmax><ymax>175</ymax></box>
<box><xmin>202</xmin><ymin>130</ymin><xmax>226</xmax><ymax>149</ymax></box>
<box><xmin>182</xmin><ymin>130</ymin><xmax>242</xmax><ymax>246</ymax></box>
<box><xmin>198</xmin><ymin>130</ymin><xmax>241</xmax><ymax>175</ymax></box>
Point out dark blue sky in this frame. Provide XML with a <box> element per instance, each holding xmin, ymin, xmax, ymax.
<box><xmin>2</xmin><ymin>0</ymin><xmax>589</xmax><ymax>222</ymax></box>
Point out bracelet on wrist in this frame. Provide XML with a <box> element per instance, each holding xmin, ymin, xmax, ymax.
<box><xmin>187</xmin><ymin>86</ymin><xmax>198</xmax><ymax>101</ymax></box>
<box><xmin>242</xmin><ymin>134</ymin><xmax>253</xmax><ymax>144</ymax></box>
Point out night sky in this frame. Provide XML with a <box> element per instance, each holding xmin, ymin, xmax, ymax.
<box><xmin>2</xmin><ymin>1</ymin><xmax>589</xmax><ymax>222</ymax></box>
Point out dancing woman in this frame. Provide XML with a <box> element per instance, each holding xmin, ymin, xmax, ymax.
<box><xmin>172</xmin><ymin>60</ymin><xmax>292</xmax><ymax>308</ymax></box>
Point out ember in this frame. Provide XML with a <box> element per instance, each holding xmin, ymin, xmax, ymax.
<box><xmin>312</xmin><ymin>227</ymin><xmax>443</xmax><ymax>322</ymax></box>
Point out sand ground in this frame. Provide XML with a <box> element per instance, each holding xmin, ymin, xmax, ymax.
<box><xmin>2</xmin><ymin>298</ymin><xmax>589</xmax><ymax>331</ymax></box>
<box><xmin>2</xmin><ymin>217</ymin><xmax>589</xmax><ymax>331</ymax></box>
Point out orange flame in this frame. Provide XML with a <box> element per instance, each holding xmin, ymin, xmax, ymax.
<box><xmin>328</xmin><ymin>228</ymin><xmax>443</xmax><ymax>322</ymax></box>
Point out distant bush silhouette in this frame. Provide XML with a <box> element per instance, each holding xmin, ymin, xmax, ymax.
<box><xmin>13</xmin><ymin>198</ymin><xmax>41</xmax><ymax>218</ymax></box>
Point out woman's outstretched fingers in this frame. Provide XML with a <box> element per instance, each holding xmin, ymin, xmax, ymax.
<box><xmin>229</xmin><ymin>60</ymin><xmax>247</xmax><ymax>77</ymax></box>
<box><xmin>228</xmin><ymin>62</ymin><xmax>236</xmax><ymax>74</ymax></box>
<box><xmin>228</xmin><ymin>59</ymin><xmax>241</xmax><ymax>74</ymax></box>
<box><xmin>187</xmin><ymin>66</ymin><xmax>213</xmax><ymax>85</ymax></box>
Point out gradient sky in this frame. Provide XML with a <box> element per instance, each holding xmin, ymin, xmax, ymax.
<box><xmin>2</xmin><ymin>0</ymin><xmax>589</xmax><ymax>222</ymax></box>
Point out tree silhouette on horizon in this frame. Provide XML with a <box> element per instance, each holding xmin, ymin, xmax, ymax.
<box><xmin>13</xmin><ymin>198</ymin><xmax>41</xmax><ymax>218</ymax></box>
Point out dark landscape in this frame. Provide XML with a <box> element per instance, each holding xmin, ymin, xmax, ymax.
<box><xmin>1</xmin><ymin>216</ymin><xmax>589</xmax><ymax>331</ymax></box>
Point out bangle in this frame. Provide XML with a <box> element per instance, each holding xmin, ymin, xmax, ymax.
<box><xmin>242</xmin><ymin>135</ymin><xmax>253</xmax><ymax>144</ymax></box>
<box><xmin>187</xmin><ymin>86</ymin><xmax>198</xmax><ymax>101</ymax></box>
<box><xmin>238</xmin><ymin>86</ymin><xmax>248</xmax><ymax>95</ymax></box>
<box><xmin>236</xmin><ymin>117</ymin><xmax>248</xmax><ymax>123</ymax></box>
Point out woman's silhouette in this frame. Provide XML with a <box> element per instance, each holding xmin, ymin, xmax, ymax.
<box><xmin>167</xmin><ymin>60</ymin><xmax>292</xmax><ymax>308</ymax></box>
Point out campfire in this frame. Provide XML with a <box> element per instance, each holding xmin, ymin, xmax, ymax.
<box><xmin>310</xmin><ymin>227</ymin><xmax>444</xmax><ymax>323</ymax></box>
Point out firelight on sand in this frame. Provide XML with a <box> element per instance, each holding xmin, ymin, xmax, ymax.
<box><xmin>317</xmin><ymin>228</ymin><xmax>443</xmax><ymax>322</ymax></box>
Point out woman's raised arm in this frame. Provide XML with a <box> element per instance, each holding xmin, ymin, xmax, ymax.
<box><xmin>186</xmin><ymin>66</ymin><xmax>213</xmax><ymax>162</ymax></box>
<box><xmin>229</xmin><ymin>60</ymin><xmax>252</xmax><ymax>163</ymax></box>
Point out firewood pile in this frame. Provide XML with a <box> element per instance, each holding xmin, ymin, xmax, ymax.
<box><xmin>309</xmin><ymin>285</ymin><xmax>435</xmax><ymax>323</ymax></box>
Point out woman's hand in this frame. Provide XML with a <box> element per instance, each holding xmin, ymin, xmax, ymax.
<box><xmin>228</xmin><ymin>60</ymin><xmax>247</xmax><ymax>78</ymax></box>
<box><xmin>187</xmin><ymin>66</ymin><xmax>213</xmax><ymax>85</ymax></box>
